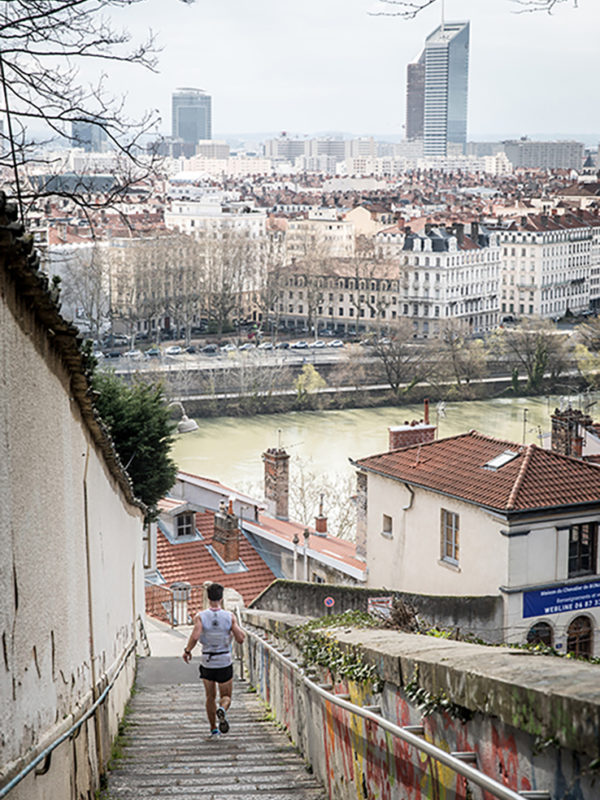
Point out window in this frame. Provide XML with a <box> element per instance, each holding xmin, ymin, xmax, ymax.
<box><xmin>568</xmin><ymin>523</ymin><xmax>597</xmax><ymax>577</ymax></box>
<box><xmin>440</xmin><ymin>509</ymin><xmax>459</xmax><ymax>564</ymax></box>
<box><xmin>382</xmin><ymin>514</ymin><xmax>393</xmax><ymax>537</ymax></box>
<box><xmin>526</xmin><ymin>621</ymin><xmax>553</xmax><ymax>647</ymax></box>
<box><xmin>567</xmin><ymin>615</ymin><xmax>592</xmax><ymax>657</ymax></box>
<box><xmin>176</xmin><ymin>512</ymin><xmax>194</xmax><ymax>537</ymax></box>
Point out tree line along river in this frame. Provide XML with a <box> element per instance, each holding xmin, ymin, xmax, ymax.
<box><xmin>171</xmin><ymin>392</ymin><xmax>599</xmax><ymax>498</ymax></box>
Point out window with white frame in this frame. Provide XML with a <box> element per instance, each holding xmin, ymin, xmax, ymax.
<box><xmin>176</xmin><ymin>512</ymin><xmax>195</xmax><ymax>538</ymax></box>
<box><xmin>440</xmin><ymin>509</ymin><xmax>459</xmax><ymax>564</ymax></box>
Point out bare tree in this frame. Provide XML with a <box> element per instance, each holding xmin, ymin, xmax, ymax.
<box><xmin>47</xmin><ymin>242</ymin><xmax>111</xmax><ymax>342</ymax></box>
<box><xmin>0</xmin><ymin>0</ymin><xmax>191</xmax><ymax>222</ymax></box>
<box><xmin>371</xmin><ymin>319</ymin><xmax>438</xmax><ymax>397</ymax></box>
<box><xmin>255</xmin><ymin>228</ymin><xmax>287</xmax><ymax>338</ymax></box>
<box><xmin>436</xmin><ymin>321</ymin><xmax>487</xmax><ymax>391</ymax></box>
<box><xmin>289</xmin><ymin>458</ymin><xmax>356</xmax><ymax>541</ymax></box>
<box><xmin>489</xmin><ymin>318</ymin><xmax>572</xmax><ymax>393</ymax></box>
<box><xmin>371</xmin><ymin>0</ymin><xmax>577</xmax><ymax>18</ymax></box>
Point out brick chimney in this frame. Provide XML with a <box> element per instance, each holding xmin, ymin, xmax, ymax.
<box><xmin>314</xmin><ymin>494</ymin><xmax>327</xmax><ymax>536</ymax></box>
<box><xmin>389</xmin><ymin>421</ymin><xmax>436</xmax><ymax>451</ymax></box>
<box><xmin>551</xmin><ymin>407</ymin><xmax>592</xmax><ymax>459</ymax></box>
<box><xmin>212</xmin><ymin>500</ymin><xmax>240</xmax><ymax>563</ymax></box>
<box><xmin>263</xmin><ymin>447</ymin><xmax>290</xmax><ymax>520</ymax></box>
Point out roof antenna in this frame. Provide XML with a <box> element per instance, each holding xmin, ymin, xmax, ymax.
<box><xmin>441</xmin><ymin>0</ymin><xmax>445</xmax><ymax>33</ymax></box>
<box><xmin>277</xmin><ymin>428</ymin><xmax>282</xmax><ymax>449</ymax></box>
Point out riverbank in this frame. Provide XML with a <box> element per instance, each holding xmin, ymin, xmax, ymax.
<box><xmin>172</xmin><ymin>372</ymin><xmax>587</xmax><ymax>418</ymax></box>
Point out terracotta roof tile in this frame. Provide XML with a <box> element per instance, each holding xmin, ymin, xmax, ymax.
<box><xmin>356</xmin><ymin>431</ymin><xmax>600</xmax><ymax>513</ymax></box>
<box><xmin>156</xmin><ymin>510</ymin><xmax>276</xmax><ymax>605</ymax></box>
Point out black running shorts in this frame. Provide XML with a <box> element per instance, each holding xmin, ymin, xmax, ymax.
<box><xmin>199</xmin><ymin>664</ymin><xmax>233</xmax><ymax>683</ymax></box>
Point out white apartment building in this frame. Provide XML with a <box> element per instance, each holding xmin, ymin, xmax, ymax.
<box><xmin>165</xmin><ymin>195</ymin><xmax>268</xmax><ymax>238</ymax></box>
<box><xmin>492</xmin><ymin>210</ymin><xmax>600</xmax><ymax>318</ymax></box>
<box><xmin>277</xmin><ymin>223</ymin><xmax>500</xmax><ymax>336</ymax></box>
<box><xmin>376</xmin><ymin>222</ymin><xmax>501</xmax><ymax>336</ymax></box>
<box><xmin>285</xmin><ymin>208</ymin><xmax>355</xmax><ymax>260</ymax></box>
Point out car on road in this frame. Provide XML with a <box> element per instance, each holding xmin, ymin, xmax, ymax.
<box><xmin>201</xmin><ymin>344</ymin><xmax>218</xmax><ymax>354</ymax></box>
<box><xmin>103</xmin><ymin>349</ymin><xmax>122</xmax><ymax>358</ymax></box>
<box><xmin>257</xmin><ymin>341</ymin><xmax>274</xmax><ymax>350</ymax></box>
<box><xmin>275</xmin><ymin>341</ymin><xmax>290</xmax><ymax>349</ymax></box>
<box><xmin>145</xmin><ymin>346</ymin><xmax>161</xmax><ymax>357</ymax></box>
<box><xmin>165</xmin><ymin>345</ymin><xmax>183</xmax><ymax>356</ymax></box>
<box><xmin>238</xmin><ymin>342</ymin><xmax>256</xmax><ymax>351</ymax></box>
<box><xmin>220</xmin><ymin>343</ymin><xmax>237</xmax><ymax>352</ymax></box>
<box><xmin>123</xmin><ymin>349</ymin><xmax>143</xmax><ymax>360</ymax></box>
<box><xmin>328</xmin><ymin>339</ymin><xmax>344</xmax><ymax>348</ymax></box>
<box><xmin>291</xmin><ymin>340</ymin><xmax>308</xmax><ymax>349</ymax></box>
<box><xmin>185</xmin><ymin>345</ymin><xmax>197</xmax><ymax>354</ymax></box>
<box><xmin>310</xmin><ymin>340</ymin><xmax>326</xmax><ymax>348</ymax></box>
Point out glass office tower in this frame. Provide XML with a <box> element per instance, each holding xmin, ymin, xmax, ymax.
<box><xmin>172</xmin><ymin>88</ymin><xmax>212</xmax><ymax>144</ymax></box>
<box><xmin>423</xmin><ymin>22</ymin><xmax>469</xmax><ymax>157</ymax></box>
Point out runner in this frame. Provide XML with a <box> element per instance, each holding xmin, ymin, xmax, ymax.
<box><xmin>182</xmin><ymin>583</ymin><xmax>245</xmax><ymax>737</ymax></box>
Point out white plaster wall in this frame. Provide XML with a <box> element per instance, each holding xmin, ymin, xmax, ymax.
<box><xmin>0</xmin><ymin>274</ymin><xmax>144</xmax><ymax>793</ymax></box>
<box><xmin>365</xmin><ymin>474</ymin><xmax>509</xmax><ymax>595</ymax></box>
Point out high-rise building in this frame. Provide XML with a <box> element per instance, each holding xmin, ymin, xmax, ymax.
<box><xmin>405</xmin><ymin>51</ymin><xmax>425</xmax><ymax>141</ymax></box>
<box><xmin>420</xmin><ymin>21</ymin><xmax>470</xmax><ymax>158</ymax></box>
<box><xmin>71</xmin><ymin>120</ymin><xmax>109</xmax><ymax>153</ymax></box>
<box><xmin>502</xmin><ymin>139</ymin><xmax>584</xmax><ymax>170</ymax></box>
<box><xmin>172</xmin><ymin>88</ymin><xmax>211</xmax><ymax>144</ymax></box>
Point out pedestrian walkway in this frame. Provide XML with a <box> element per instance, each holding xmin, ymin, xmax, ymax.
<box><xmin>102</xmin><ymin>618</ymin><xmax>326</xmax><ymax>799</ymax></box>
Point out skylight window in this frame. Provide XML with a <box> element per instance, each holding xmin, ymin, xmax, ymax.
<box><xmin>484</xmin><ymin>450</ymin><xmax>519</xmax><ymax>471</ymax></box>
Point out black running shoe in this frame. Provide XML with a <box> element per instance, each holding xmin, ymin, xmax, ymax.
<box><xmin>216</xmin><ymin>706</ymin><xmax>229</xmax><ymax>734</ymax></box>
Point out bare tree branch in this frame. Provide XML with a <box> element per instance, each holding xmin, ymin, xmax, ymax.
<box><xmin>370</xmin><ymin>0</ymin><xmax>577</xmax><ymax>17</ymax></box>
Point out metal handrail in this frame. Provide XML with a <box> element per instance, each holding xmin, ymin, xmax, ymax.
<box><xmin>0</xmin><ymin>638</ymin><xmax>137</xmax><ymax>798</ymax></box>
<box><xmin>244</xmin><ymin>622</ymin><xmax>550</xmax><ymax>800</ymax></box>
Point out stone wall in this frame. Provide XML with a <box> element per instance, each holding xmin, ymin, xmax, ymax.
<box><xmin>250</xmin><ymin>580</ymin><xmax>505</xmax><ymax>643</ymax></box>
<box><xmin>242</xmin><ymin>607</ymin><xmax>600</xmax><ymax>800</ymax></box>
<box><xmin>0</xmin><ymin>195</ymin><xmax>145</xmax><ymax>799</ymax></box>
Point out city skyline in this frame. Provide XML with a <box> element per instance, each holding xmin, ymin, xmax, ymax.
<box><xmin>90</xmin><ymin>0</ymin><xmax>599</xmax><ymax>142</ymax></box>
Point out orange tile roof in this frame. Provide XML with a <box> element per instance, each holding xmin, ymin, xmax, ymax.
<box><xmin>355</xmin><ymin>431</ymin><xmax>600</xmax><ymax>513</ymax></box>
<box><xmin>156</xmin><ymin>510</ymin><xmax>276</xmax><ymax>605</ymax></box>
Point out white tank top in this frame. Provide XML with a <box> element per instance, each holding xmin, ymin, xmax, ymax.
<box><xmin>199</xmin><ymin>608</ymin><xmax>233</xmax><ymax>668</ymax></box>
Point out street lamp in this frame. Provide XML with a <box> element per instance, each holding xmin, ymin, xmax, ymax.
<box><xmin>167</xmin><ymin>401</ymin><xmax>199</xmax><ymax>434</ymax></box>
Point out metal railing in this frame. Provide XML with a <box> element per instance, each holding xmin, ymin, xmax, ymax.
<box><xmin>0</xmin><ymin>636</ymin><xmax>137</xmax><ymax>798</ymax></box>
<box><xmin>243</xmin><ymin>620</ymin><xmax>550</xmax><ymax>800</ymax></box>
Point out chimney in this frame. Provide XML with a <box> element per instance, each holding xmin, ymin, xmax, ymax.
<box><xmin>314</xmin><ymin>494</ymin><xmax>327</xmax><ymax>536</ymax></box>
<box><xmin>471</xmin><ymin>220</ymin><xmax>479</xmax><ymax>243</ymax></box>
<box><xmin>454</xmin><ymin>223</ymin><xmax>464</xmax><ymax>247</ymax></box>
<box><xmin>551</xmin><ymin>407</ymin><xmax>591</xmax><ymax>459</ymax></box>
<box><xmin>213</xmin><ymin>503</ymin><xmax>240</xmax><ymax>563</ymax></box>
<box><xmin>263</xmin><ymin>447</ymin><xmax>290</xmax><ymax>520</ymax></box>
<box><xmin>389</xmin><ymin>419</ymin><xmax>436</xmax><ymax>451</ymax></box>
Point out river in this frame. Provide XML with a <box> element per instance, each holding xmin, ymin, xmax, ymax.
<box><xmin>171</xmin><ymin>392</ymin><xmax>599</xmax><ymax>500</ymax></box>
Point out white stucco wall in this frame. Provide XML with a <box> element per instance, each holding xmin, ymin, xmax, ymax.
<box><xmin>0</xmin><ymin>264</ymin><xmax>145</xmax><ymax>797</ymax></box>
<box><xmin>365</xmin><ymin>474</ymin><xmax>509</xmax><ymax>595</ymax></box>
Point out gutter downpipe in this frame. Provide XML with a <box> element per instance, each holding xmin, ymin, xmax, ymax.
<box><xmin>402</xmin><ymin>482</ymin><xmax>414</xmax><ymax>511</ymax></box>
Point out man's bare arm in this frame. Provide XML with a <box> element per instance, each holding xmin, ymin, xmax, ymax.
<box><xmin>183</xmin><ymin>614</ymin><xmax>203</xmax><ymax>662</ymax></box>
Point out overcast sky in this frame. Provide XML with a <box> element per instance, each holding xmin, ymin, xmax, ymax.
<box><xmin>103</xmin><ymin>0</ymin><xmax>599</xmax><ymax>142</ymax></box>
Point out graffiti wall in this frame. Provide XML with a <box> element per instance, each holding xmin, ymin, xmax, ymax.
<box><xmin>244</xmin><ymin>622</ymin><xmax>598</xmax><ymax>800</ymax></box>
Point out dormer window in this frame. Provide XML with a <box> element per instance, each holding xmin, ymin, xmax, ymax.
<box><xmin>177</xmin><ymin>512</ymin><xmax>195</xmax><ymax>537</ymax></box>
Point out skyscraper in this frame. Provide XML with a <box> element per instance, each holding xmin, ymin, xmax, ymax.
<box><xmin>405</xmin><ymin>50</ymin><xmax>425</xmax><ymax>141</ymax></box>
<box><xmin>408</xmin><ymin>21</ymin><xmax>469</xmax><ymax>158</ymax></box>
<box><xmin>71</xmin><ymin>120</ymin><xmax>109</xmax><ymax>153</ymax></box>
<box><xmin>172</xmin><ymin>88</ymin><xmax>212</xmax><ymax>144</ymax></box>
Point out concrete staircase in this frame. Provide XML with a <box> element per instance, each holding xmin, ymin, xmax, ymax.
<box><xmin>103</xmin><ymin>656</ymin><xmax>327</xmax><ymax>799</ymax></box>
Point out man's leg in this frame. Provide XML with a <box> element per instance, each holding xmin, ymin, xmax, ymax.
<box><xmin>217</xmin><ymin>678</ymin><xmax>233</xmax><ymax>713</ymax></box>
<box><xmin>203</xmin><ymin>679</ymin><xmax>217</xmax><ymax>731</ymax></box>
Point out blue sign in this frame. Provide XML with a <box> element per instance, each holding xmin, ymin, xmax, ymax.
<box><xmin>523</xmin><ymin>580</ymin><xmax>600</xmax><ymax>619</ymax></box>
<box><xmin>324</xmin><ymin>596</ymin><xmax>335</xmax><ymax>608</ymax></box>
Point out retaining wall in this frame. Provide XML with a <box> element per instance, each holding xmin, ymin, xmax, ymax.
<box><xmin>242</xmin><ymin>608</ymin><xmax>600</xmax><ymax>800</ymax></box>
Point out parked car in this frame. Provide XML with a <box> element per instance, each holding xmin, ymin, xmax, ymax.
<box><xmin>145</xmin><ymin>346</ymin><xmax>161</xmax><ymax>357</ymax></box>
<box><xmin>123</xmin><ymin>349</ymin><xmax>143</xmax><ymax>360</ymax></box>
<box><xmin>220</xmin><ymin>343</ymin><xmax>237</xmax><ymax>352</ymax></box>
<box><xmin>201</xmin><ymin>344</ymin><xmax>218</xmax><ymax>354</ymax></box>
<box><xmin>291</xmin><ymin>340</ymin><xmax>308</xmax><ymax>349</ymax></box>
<box><xmin>238</xmin><ymin>342</ymin><xmax>256</xmax><ymax>351</ymax></box>
<box><xmin>275</xmin><ymin>341</ymin><xmax>290</xmax><ymax>349</ymax></box>
<box><xmin>328</xmin><ymin>339</ymin><xmax>344</xmax><ymax>348</ymax></box>
<box><xmin>257</xmin><ymin>341</ymin><xmax>274</xmax><ymax>350</ymax></box>
<box><xmin>165</xmin><ymin>345</ymin><xmax>183</xmax><ymax>355</ymax></box>
<box><xmin>185</xmin><ymin>345</ymin><xmax>197</xmax><ymax>354</ymax></box>
<box><xmin>103</xmin><ymin>349</ymin><xmax>122</xmax><ymax>358</ymax></box>
<box><xmin>310</xmin><ymin>340</ymin><xmax>326</xmax><ymax>348</ymax></box>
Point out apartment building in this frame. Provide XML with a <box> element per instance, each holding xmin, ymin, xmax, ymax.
<box><xmin>492</xmin><ymin>210</ymin><xmax>600</xmax><ymax>318</ymax></box>
<box><xmin>285</xmin><ymin>208</ymin><xmax>355</xmax><ymax>260</ymax></box>
<box><xmin>165</xmin><ymin>195</ymin><xmax>268</xmax><ymax>238</ymax></box>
